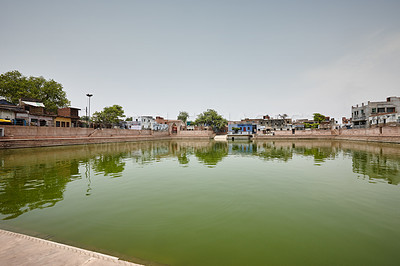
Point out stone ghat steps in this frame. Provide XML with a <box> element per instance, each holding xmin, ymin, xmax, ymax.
<box><xmin>0</xmin><ymin>229</ymin><xmax>142</xmax><ymax>266</ymax></box>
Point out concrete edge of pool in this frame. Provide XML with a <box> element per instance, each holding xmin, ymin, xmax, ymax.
<box><xmin>0</xmin><ymin>229</ymin><xmax>142</xmax><ymax>266</ymax></box>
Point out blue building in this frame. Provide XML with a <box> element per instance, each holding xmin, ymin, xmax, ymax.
<box><xmin>228</xmin><ymin>123</ymin><xmax>257</xmax><ymax>134</ymax></box>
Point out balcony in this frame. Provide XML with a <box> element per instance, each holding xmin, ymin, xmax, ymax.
<box><xmin>352</xmin><ymin>115</ymin><xmax>366</xmax><ymax>121</ymax></box>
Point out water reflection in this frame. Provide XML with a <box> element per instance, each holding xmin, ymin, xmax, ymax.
<box><xmin>195</xmin><ymin>142</ymin><xmax>228</xmax><ymax>167</ymax></box>
<box><xmin>92</xmin><ymin>153</ymin><xmax>127</xmax><ymax>178</ymax></box>
<box><xmin>352</xmin><ymin>151</ymin><xmax>400</xmax><ymax>185</ymax></box>
<box><xmin>0</xmin><ymin>159</ymin><xmax>80</xmax><ymax>220</ymax></box>
<box><xmin>0</xmin><ymin>140</ymin><xmax>399</xmax><ymax>220</ymax></box>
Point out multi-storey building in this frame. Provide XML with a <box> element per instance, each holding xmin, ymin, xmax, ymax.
<box><xmin>132</xmin><ymin>116</ymin><xmax>156</xmax><ymax>130</ymax></box>
<box><xmin>352</xmin><ymin>96</ymin><xmax>400</xmax><ymax>128</ymax></box>
<box><xmin>55</xmin><ymin>107</ymin><xmax>80</xmax><ymax>127</ymax></box>
<box><xmin>18</xmin><ymin>97</ymin><xmax>55</xmax><ymax>126</ymax></box>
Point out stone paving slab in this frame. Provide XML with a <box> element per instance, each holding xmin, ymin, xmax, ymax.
<box><xmin>0</xmin><ymin>229</ymin><xmax>142</xmax><ymax>266</ymax></box>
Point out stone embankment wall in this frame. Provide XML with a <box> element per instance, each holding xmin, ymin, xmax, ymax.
<box><xmin>1</xmin><ymin>125</ymin><xmax>155</xmax><ymax>138</ymax></box>
<box><xmin>174</xmin><ymin>130</ymin><xmax>215</xmax><ymax>138</ymax></box>
<box><xmin>1</xmin><ymin>125</ymin><xmax>400</xmax><ymax>149</ymax></box>
<box><xmin>255</xmin><ymin>126</ymin><xmax>400</xmax><ymax>144</ymax></box>
<box><xmin>0</xmin><ymin>126</ymin><xmax>215</xmax><ymax>149</ymax></box>
<box><xmin>271</xmin><ymin>129</ymin><xmax>333</xmax><ymax>136</ymax></box>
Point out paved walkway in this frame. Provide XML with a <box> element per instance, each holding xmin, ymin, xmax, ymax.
<box><xmin>0</xmin><ymin>229</ymin><xmax>141</xmax><ymax>266</ymax></box>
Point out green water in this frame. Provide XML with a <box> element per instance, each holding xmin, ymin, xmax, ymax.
<box><xmin>1</xmin><ymin>140</ymin><xmax>400</xmax><ymax>265</ymax></box>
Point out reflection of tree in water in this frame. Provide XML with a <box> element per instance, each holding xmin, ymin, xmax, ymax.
<box><xmin>92</xmin><ymin>152</ymin><xmax>127</xmax><ymax>178</ymax></box>
<box><xmin>352</xmin><ymin>151</ymin><xmax>400</xmax><ymax>185</ymax></box>
<box><xmin>255</xmin><ymin>143</ymin><xmax>293</xmax><ymax>162</ymax></box>
<box><xmin>294</xmin><ymin>147</ymin><xmax>338</xmax><ymax>163</ymax></box>
<box><xmin>0</xmin><ymin>160</ymin><xmax>80</xmax><ymax>220</ymax></box>
<box><xmin>177</xmin><ymin>153</ymin><xmax>190</xmax><ymax>165</ymax></box>
<box><xmin>177</xmin><ymin>146</ymin><xmax>190</xmax><ymax>166</ymax></box>
<box><xmin>195</xmin><ymin>142</ymin><xmax>228</xmax><ymax>167</ymax></box>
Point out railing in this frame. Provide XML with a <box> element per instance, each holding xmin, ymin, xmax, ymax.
<box><xmin>352</xmin><ymin>115</ymin><xmax>366</xmax><ymax>121</ymax></box>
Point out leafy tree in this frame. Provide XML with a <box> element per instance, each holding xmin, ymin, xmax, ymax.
<box><xmin>80</xmin><ymin>115</ymin><xmax>90</xmax><ymax>122</ymax></box>
<box><xmin>313</xmin><ymin>113</ymin><xmax>326</xmax><ymax>123</ymax></box>
<box><xmin>0</xmin><ymin>70</ymin><xmax>70</xmax><ymax>112</ymax></box>
<box><xmin>125</xmin><ymin>117</ymin><xmax>133</xmax><ymax>121</ymax></box>
<box><xmin>92</xmin><ymin>105</ymin><xmax>125</xmax><ymax>128</ymax></box>
<box><xmin>194</xmin><ymin>109</ymin><xmax>227</xmax><ymax>132</ymax></box>
<box><xmin>177</xmin><ymin>111</ymin><xmax>189</xmax><ymax>123</ymax></box>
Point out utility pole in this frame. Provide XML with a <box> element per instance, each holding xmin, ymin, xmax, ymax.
<box><xmin>86</xmin><ymin>94</ymin><xmax>93</xmax><ymax>127</ymax></box>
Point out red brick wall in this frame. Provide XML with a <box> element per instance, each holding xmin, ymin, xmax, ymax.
<box><xmin>1</xmin><ymin>126</ymin><xmax>169</xmax><ymax>139</ymax></box>
<box><xmin>57</xmin><ymin>108</ymin><xmax>70</xmax><ymax>117</ymax></box>
<box><xmin>176</xmin><ymin>130</ymin><xmax>215</xmax><ymax>138</ymax></box>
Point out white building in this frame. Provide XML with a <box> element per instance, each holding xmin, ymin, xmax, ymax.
<box><xmin>127</xmin><ymin>116</ymin><xmax>168</xmax><ymax>131</ymax></box>
<box><xmin>152</xmin><ymin>123</ymin><xmax>169</xmax><ymax>131</ymax></box>
<box><xmin>352</xmin><ymin>96</ymin><xmax>400</xmax><ymax>128</ymax></box>
<box><xmin>131</xmin><ymin>116</ymin><xmax>155</xmax><ymax>130</ymax></box>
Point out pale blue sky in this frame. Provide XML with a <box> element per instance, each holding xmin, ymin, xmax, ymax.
<box><xmin>1</xmin><ymin>0</ymin><xmax>400</xmax><ymax>121</ymax></box>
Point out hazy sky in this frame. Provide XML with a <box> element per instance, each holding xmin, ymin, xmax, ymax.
<box><xmin>1</xmin><ymin>0</ymin><xmax>400</xmax><ymax>121</ymax></box>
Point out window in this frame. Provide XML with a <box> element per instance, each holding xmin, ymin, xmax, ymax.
<box><xmin>378</xmin><ymin>108</ymin><xmax>385</xmax><ymax>113</ymax></box>
<box><xmin>387</xmin><ymin>107</ymin><xmax>395</xmax><ymax>113</ymax></box>
<box><xmin>66</xmin><ymin>122</ymin><xmax>70</xmax><ymax>127</ymax></box>
<box><xmin>61</xmin><ymin>122</ymin><xmax>65</xmax><ymax>127</ymax></box>
<box><xmin>56</xmin><ymin>121</ymin><xmax>60</xmax><ymax>127</ymax></box>
<box><xmin>372</xmin><ymin>108</ymin><xmax>376</xmax><ymax>113</ymax></box>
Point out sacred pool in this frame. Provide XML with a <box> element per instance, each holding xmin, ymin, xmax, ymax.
<box><xmin>0</xmin><ymin>140</ymin><xmax>399</xmax><ymax>265</ymax></box>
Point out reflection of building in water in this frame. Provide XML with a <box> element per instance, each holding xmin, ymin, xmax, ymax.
<box><xmin>254</xmin><ymin>141</ymin><xmax>339</xmax><ymax>162</ymax></box>
<box><xmin>129</xmin><ymin>142</ymin><xmax>172</xmax><ymax>164</ymax></box>
<box><xmin>352</xmin><ymin>151</ymin><xmax>400</xmax><ymax>185</ymax></box>
<box><xmin>229</xmin><ymin>143</ymin><xmax>254</xmax><ymax>154</ymax></box>
<box><xmin>0</xmin><ymin>160</ymin><xmax>80</xmax><ymax>220</ymax></box>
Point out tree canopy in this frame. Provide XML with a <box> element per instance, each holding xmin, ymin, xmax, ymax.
<box><xmin>177</xmin><ymin>111</ymin><xmax>189</xmax><ymax>123</ymax></box>
<box><xmin>92</xmin><ymin>105</ymin><xmax>125</xmax><ymax>128</ymax></box>
<box><xmin>313</xmin><ymin>113</ymin><xmax>326</xmax><ymax>123</ymax></box>
<box><xmin>194</xmin><ymin>109</ymin><xmax>227</xmax><ymax>132</ymax></box>
<box><xmin>0</xmin><ymin>70</ymin><xmax>70</xmax><ymax>113</ymax></box>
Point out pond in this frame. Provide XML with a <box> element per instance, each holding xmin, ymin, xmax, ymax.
<box><xmin>0</xmin><ymin>140</ymin><xmax>400</xmax><ymax>265</ymax></box>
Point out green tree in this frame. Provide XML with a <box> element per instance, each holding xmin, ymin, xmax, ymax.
<box><xmin>80</xmin><ymin>115</ymin><xmax>90</xmax><ymax>122</ymax></box>
<box><xmin>313</xmin><ymin>113</ymin><xmax>326</xmax><ymax>123</ymax></box>
<box><xmin>125</xmin><ymin>117</ymin><xmax>133</xmax><ymax>121</ymax></box>
<box><xmin>177</xmin><ymin>111</ymin><xmax>189</xmax><ymax>124</ymax></box>
<box><xmin>0</xmin><ymin>70</ymin><xmax>70</xmax><ymax>113</ymax></box>
<box><xmin>92</xmin><ymin>105</ymin><xmax>125</xmax><ymax>128</ymax></box>
<box><xmin>194</xmin><ymin>109</ymin><xmax>227</xmax><ymax>132</ymax></box>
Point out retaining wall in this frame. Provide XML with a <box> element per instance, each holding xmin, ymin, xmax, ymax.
<box><xmin>174</xmin><ymin>130</ymin><xmax>215</xmax><ymax>138</ymax></box>
<box><xmin>1</xmin><ymin>125</ymin><xmax>400</xmax><ymax>148</ymax></box>
<box><xmin>272</xmin><ymin>129</ymin><xmax>333</xmax><ymax>136</ymax></box>
<box><xmin>1</xmin><ymin>126</ymin><xmax>158</xmax><ymax>138</ymax></box>
<box><xmin>255</xmin><ymin>126</ymin><xmax>400</xmax><ymax>144</ymax></box>
<box><xmin>0</xmin><ymin>126</ymin><xmax>214</xmax><ymax>149</ymax></box>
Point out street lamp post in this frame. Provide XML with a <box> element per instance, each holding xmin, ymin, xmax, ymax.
<box><xmin>86</xmin><ymin>94</ymin><xmax>93</xmax><ymax>127</ymax></box>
